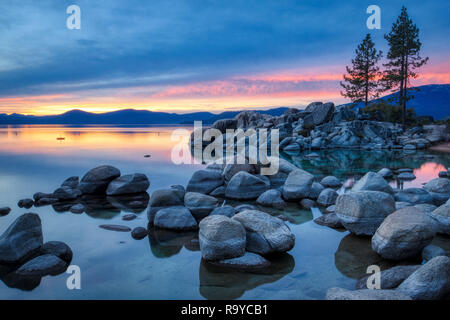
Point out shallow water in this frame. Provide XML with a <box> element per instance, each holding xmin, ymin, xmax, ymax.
<box><xmin>0</xmin><ymin>125</ymin><xmax>448</xmax><ymax>299</ymax></box>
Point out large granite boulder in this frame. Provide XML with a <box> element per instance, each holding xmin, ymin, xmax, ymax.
<box><xmin>78</xmin><ymin>165</ymin><xmax>121</xmax><ymax>194</ymax></box>
<box><xmin>397</xmin><ymin>256</ymin><xmax>450</xmax><ymax>300</ymax></box>
<box><xmin>256</xmin><ymin>189</ymin><xmax>286</xmax><ymax>208</ymax></box>
<box><xmin>316</xmin><ymin>188</ymin><xmax>338</xmax><ymax>207</ymax></box>
<box><xmin>106</xmin><ymin>173</ymin><xmax>150</xmax><ymax>195</ymax></box>
<box><xmin>225</xmin><ymin>172</ymin><xmax>269</xmax><ymax>200</ymax></box>
<box><xmin>184</xmin><ymin>192</ymin><xmax>218</xmax><ymax>220</ymax></box>
<box><xmin>232</xmin><ymin>210</ymin><xmax>295</xmax><ymax>255</ymax></box>
<box><xmin>186</xmin><ymin>169</ymin><xmax>224</xmax><ymax>194</ymax></box>
<box><xmin>199</xmin><ymin>215</ymin><xmax>246</xmax><ymax>261</ymax></box>
<box><xmin>154</xmin><ymin>206</ymin><xmax>198</xmax><ymax>231</ymax></box>
<box><xmin>356</xmin><ymin>265</ymin><xmax>421</xmax><ymax>290</ymax></box>
<box><xmin>0</xmin><ymin>213</ymin><xmax>43</xmax><ymax>264</ymax></box>
<box><xmin>372</xmin><ymin>207</ymin><xmax>437</xmax><ymax>260</ymax></box>
<box><xmin>427</xmin><ymin>201</ymin><xmax>450</xmax><ymax>235</ymax></box>
<box><xmin>394</xmin><ymin>188</ymin><xmax>434</xmax><ymax>205</ymax></box>
<box><xmin>282</xmin><ymin>169</ymin><xmax>314</xmax><ymax>201</ymax></box>
<box><xmin>266</xmin><ymin>157</ymin><xmax>298</xmax><ymax>188</ymax></box>
<box><xmin>303</xmin><ymin>102</ymin><xmax>334</xmax><ymax>128</ymax></box>
<box><xmin>326</xmin><ymin>287</ymin><xmax>411</xmax><ymax>300</ymax></box>
<box><xmin>147</xmin><ymin>185</ymin><xmax>185</xmax><ymax>223</ymax></box>
<box><xmin>335</xmin><ymin>191</ymin><xmax>396</xmax><ymax>236</ymax></box>
<box><xmin>351</xmin><ymin>172</ymin><xmax>394</xmax><ymax>195</ymax></box>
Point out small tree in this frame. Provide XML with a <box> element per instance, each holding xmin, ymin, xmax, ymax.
<box><xmin>340</xmin><ymin>33</ymin><xmax>383</xmax><ymax>107</ymax></box>
<box><xmin>381</xmin><ymin>6</ymin><xmax>428</xmax><ymax>131</ymax></box>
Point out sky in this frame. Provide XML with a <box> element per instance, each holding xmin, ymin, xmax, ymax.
<box><xmin>0</xmin><ymin>0</ymin><xmax>449</xmax><ymax>115</ymax></box>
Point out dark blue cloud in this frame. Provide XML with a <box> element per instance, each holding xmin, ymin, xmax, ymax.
<box><xmin>0</xmin><ymin>0</ymin><xmax>448</xmax><ymax>97</ymax></box>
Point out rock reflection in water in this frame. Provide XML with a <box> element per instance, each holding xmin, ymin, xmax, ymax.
<box><xmin>148</xmin><ymin>226</ymin><xmax>197</xmax><ymax>258</ymax></box>
<box><xmin>199</xmin><ymin>253</ymin><xmax>295</xmax><ymax>300</ymax></box>
<box><xmin>334</xmin><ymin>234</ymin><xmax>416</xmax><ymax>280</ymax></box>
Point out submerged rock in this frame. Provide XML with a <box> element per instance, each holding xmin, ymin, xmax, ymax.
<box><xmin>371</xmin><ymin>207</ymin><xmax>437</xmax><ymax>260</ymax></box>
<box><xmin>232</xmin><ymin>210</ymin><xmax>295</xmax><ymax>255</ymax></box>
<box><xmin>78</xmin><ymin>165</ymin><xmax>121</xmax><ymax>194</ymax></box>
<box><xmin>131</xmin><ymin>227</ymin><xmax>148</xmax><ymax>240</ymax></box>
<box><xmin>199</xmin><ymin>215</ymin><xmax>246</xmax><ymax>261</ymax></box>
<box><xmin>0</xmin><ymin>213</ymin><xmax>43</xmax><ymax>264</ymax></box>
<box><xmin>397</xmin><ymin>256</ymin><xmax>450</xmax><ymax>300</ymax></box>
<box><xmin>0</xmin><ymin>207</ymin><xmax>11</xmax><ymax>216</ymax></box>
<box><xmin>69</xmin><ymin>203</ymin><xmax>85</xmax><ymax>214</ymax></box>
<box><xmin>326</xmin><ymin>287</ymin><xmax>411</xmax><ymax>300</ymax></box>
<box><xmin>335</xmin><ymin>191</ymin><xmax>395</xmax><ymax>236</ymax></box>
<box><xmin>314</xmin><ymin>213</ymin><xmax>343</xmax><ymax>229</ymax></box>
<box><xmin>99</xmin><ymin>225</ymin><xmax>131</xmax><ymax>232</ymax></box>
<box><xmin>106</xmin><ymin>173</ymin><xmax>150</xmax><ymax>196</ymax></box>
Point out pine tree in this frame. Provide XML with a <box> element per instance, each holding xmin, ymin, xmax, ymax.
<box><xmin>381</xmin><ymin>6</ymin><xmax>428</xmax><ymax>131</ymax></box>
<box><xmin>340</xmin><ymin>33</ymin><xmax>383</xmax><ymax>107</ymax></box>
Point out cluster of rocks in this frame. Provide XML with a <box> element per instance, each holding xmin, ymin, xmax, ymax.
<box><xmin>18</xmin><ymin>165</ymin><xmax>150</xmax><ymax>215</ymax></box>
<box><xmin>202</xmin><ymin>102</ymin><xmax>448</xmax><ymax>154</ymax></box>
<box><xmin>0</xmin><ymin>213</ymin><xmax>72</xmax><ymax>290</ymax></box>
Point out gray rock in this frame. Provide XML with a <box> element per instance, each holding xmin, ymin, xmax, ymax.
<box><xmin>266</xmin><ymin>157</ymin><xmax>298</xmax><ymax>188</ymax></box>
<box><xmin>0</xmin><ymin>207</ymin><xmax>11</xmax><ymax>216</ymax></box>
<box><xmin>210</xmin><ymin>206</ymin><xmax>235</xmax><ymax>218</ymax></box>
<box><xmin>427</xmin><ymin>201</ymin><xmax>450</xmax><ymax>234</ymax></box>
<box><xmin>184</xmin><ymin>192</ymin><xmax>218</xmax><ymax>220</ymax></box>
<box><xmin>314</xmin><ymin>213</ymin><xmax>343</xmax><ymax>229</ymax></box>
<box><xmin>438</xmin><ymin>171</ymin><xmax>448</xmax><ymax>178</ymax></box>
<box><xmin>70</xmin><ymin>203</ymin><xmax>85</xmax><ymax>214</ymax></box>
<box><xmin>397</xmin><ymin>256</ymin><xmax>450</xmax><ymax>300</ymax></box>
<box><xmin>326</xmin><ymin>287</ymin><xmax>411</xmax><ymax>300</ymax></box>
<box><xmin>61</xmin><ymin>176</ymin><xmax>79</xmax><ymax>189</ymax></box>
<box><xmin>413</xmin><ymin>203</ymin><xmax>437</xmax><ymax>214</ymax></box>
<box><xmin>32</xmin><ymin>192</ymin><xmax>53</xmax><ymax>202</ymax></box>
<box><xmin>53</xmin><ymin>186</ymin><xmax>82</xmax><ymax>200</ymax></box>
<box><xmin>232</xmin><ymin>210</ymin><xmax>295</xmax><ymax>255</ymax></box>
<box><xmin>99</xmin><ymin>225</ymin><xmax>131</xmax><ymax>232</ymax></box>
<box><xmin>356</xmin><ymin>265</ymin><xmax>421</xmax><ymax>290</ymax></box>
<box><xmin>397</xmin><ymin>172</ymin><xmax>416</xmax><ymax>180</ymax></box>
<box><xmin>186</xmin><ymin>169</ymin><xmax>224</xmax><ymax>194</ymax></box>
<box><xmin>199</xmin><ymin>215</ymin><xmax>246</xmax><ymax>261</ymax></box>
<box><xmin>422</xmin><ymin>244</ymin><xmax>446</xmax><ymax>261</ymax></box>
<box><xmin>18</xmin><ymin>198</ymin><xmax>34</xmax><ymax>209</ymax></box>
<box><xmin>423</xmin><ymin>178</ymin><xmax>450</xmax><ymax>205</ymax></box>
<box><xmin>303</xmin><ymin>102</ymin><xmax>334</xmax><ymax>128</ymax></box>
<box><xmin>336</xmin><ymin>191</ymin><xmax>396</xmax><ymax>236</ymax></box>
<box><xmin>225</xmin><ymin>172</ymin><xmax>269</xmax><ymax>200</ymax></box>
<box><xmin>317</xmin><ymin>188</ymin><xmax>338</xmax><ymax>207</ymax></box>
<box><xmin>395</xmin><ymin>202</ymin><xmax>412</xmax><ymax>210</ymax></box>
<box><xmin>256</xmin><ymin>189</ymin><xmax>286</xmax><ymax>208</ymax></box>
<box><xmin>15</xmin><ymin>254</ymin><xmax>67</xmax><ymax>277</ymax></box>
<box><xmin>106</xmin><ymin>173</ymin><xmax>150</xmax><ymax>195</ymax></box>
<box><xmin>122</xmin><ymin>213</ymin><xmax>137</xmax><ymax>221</ymax></box>
<box><xmin>300</xmin><ymin>198</ymin><xmax>316</xmax><ymax>209</ymax></box>
<box><xmin>372</xmin><ymin>207</ymin><xmax>437</xmax><ymax>260</ymax></box>
<box><xmin>282</xmin><ymin>169</ymin><xmax>314</xmax><ymax>201</ymax></box>
<box><xmin>320</xmin><ymin>176</ymin><xmax>342</xmax><ymax>188</ymax></box>
<box><xmin>396</xmin><ymin>168</ymin><xmax>413</xmax><ymax>174</ymax></box>
<box><xmin>209</xmin><ymin>186</ymin><xmax>226</xmax><ymax>197</ymax></box>
<box><xmin>78</xmin><ymin>165</ymin><xmax>121</xmax><ymax>194</ymax></box>
<box><xmin>325</xmin><ymin>205</ymin><xmax>336</xmax><ymax>213</ymax></box>
<box><xmin>234</xmin><ymin>204</ymin><xmax>257</xmax><ymax>213</ymax></box>
<box><xmin>351</xmin><ymin>172</ymin><xmax>394</xmax><ymax>195</ymax></box>
<box><xmin>147</xmin><ymin>186</ymin><xmax>185</xmax><ymax>223</ymax></box>
<box><xmin>308</xmin><ymin>182</ymin><xmax>325</xmax><ymax>199</ymax></box>
<box><xmin>0</xmin><ymin>213</ymin><xmax>43</xmax><ymax>264</ymax></box>
<box><xmin>208</xmin><ymin>252</ymin><xmax>270</xmax><ymax>272</ymax></box>
<box><xmin>222</xmin><ymin>163</ymin><xmax>257</xmax><ymax>181</ymax></box>
<box><xmin>35</xmin><ymin>197</ymin><xmax>59</xmax><ymax>206</ymax></box>
<box><xmin>378</xmin><ymin>168</ymin><xmax>393</xmax><ymax>178</ymax></box>
<box><xmin>40</xmin><ymin>241</ymin><xmax>73</xmax><ymax>263</ymax></box>
<box><xmin>154</xmin><ymin>206</ymin><xmax>198</xmax><ymax>231</ymax></box>
<box><xmin>131</xmin><ymin>227</ymin><xmax>148</xmax><ymax>240</ymax></box>
<box><xmin>394</xmin><ymin>188</ymin><xmax>434</xmax><ymax>205</ymax></box>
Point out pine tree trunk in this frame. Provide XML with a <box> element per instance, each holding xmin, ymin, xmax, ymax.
<box><xmin>403</xmin><ymin>54</ymin><xmax>409</xmax><ymax>132</ymax></box>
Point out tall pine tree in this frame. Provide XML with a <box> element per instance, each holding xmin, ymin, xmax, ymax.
<box><xmin>340</xmin><ymin>33</ymin><xmax>382</xmax><ymax>107</ymax></box>
<box><xmin>381</xmin><ymin>6</ymin><xmax>428</xmax><ymax>130</ymax></box>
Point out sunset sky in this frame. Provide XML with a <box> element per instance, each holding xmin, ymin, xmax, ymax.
<box><xmin>0</xmin><ymin>0</ymin><xmax>449</xmax><ymax>115</ymax></box>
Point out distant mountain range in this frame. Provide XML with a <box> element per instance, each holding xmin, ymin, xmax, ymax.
<box><xmin>0</xmin><ymin>107</ymin><xmax>288</xmax><ymax>125</ymax></box>
<box><xmin>348</xmin><ymin>84</ymin><xmax>450</xmax><ymax>120</ymax></box>
<box><xmin>0</xmin><ymin>84</ymin><xmax>448</xmax><ymax>124</ymax></box>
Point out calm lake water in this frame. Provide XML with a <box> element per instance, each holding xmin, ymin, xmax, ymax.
<box><xmin>0</xmin><ymin>125</ymin><xmax>449</xmax><ymax>300</ymax></box>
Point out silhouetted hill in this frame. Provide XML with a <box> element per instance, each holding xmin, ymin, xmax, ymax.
<box><xmin>0</xmin><ymin>107</ymin><xmax>288</xmax><ymax>125</ymax></box>
<box><xmin>345</xmin><ymin>84</ymin><xmax>450</xmax><ymax>120</ymax></box>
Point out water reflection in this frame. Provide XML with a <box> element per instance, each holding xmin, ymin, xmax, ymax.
<box><xmin>199</xmin><ymin>254</ymin><xmax>295</xmax><ymax>300</ymax></box>
<box><xmin>148</xmin><ymin>227</ymin><xmax>197</xmax><ymax>258</ymax></box>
